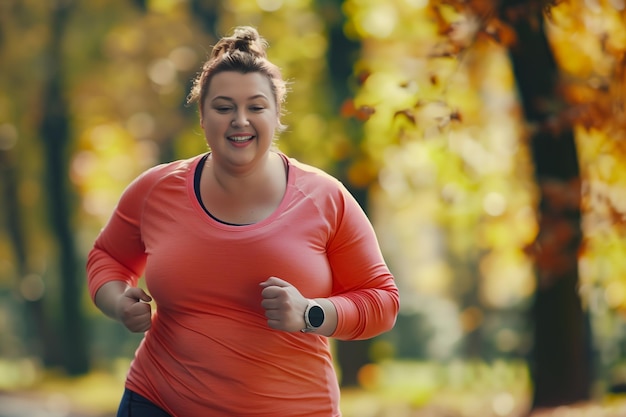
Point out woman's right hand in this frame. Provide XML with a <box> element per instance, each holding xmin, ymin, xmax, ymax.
<box><xmin>115</xmin><ymin>287</ymin><xmax>153</xmax><ymax>332</ymax></box>
<box><xmin>95</xmin><ymin>281</ymin><xmax>153</xmax><ymax>333</ymax></box>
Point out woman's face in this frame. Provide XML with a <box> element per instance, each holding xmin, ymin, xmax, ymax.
<box><xmin>200</xmin><ymin>71</ymin><xmax>279</xmax><ymax>170</ymax></box>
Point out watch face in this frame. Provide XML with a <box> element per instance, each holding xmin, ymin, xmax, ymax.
<box><xmin>308</xmin><ymin>305</ymin><xmax>325</xmax><ymax>327</ymax></box>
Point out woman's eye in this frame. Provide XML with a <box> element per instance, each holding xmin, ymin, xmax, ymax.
<box><xmin>250</xmin><ymin>106</ymin><xmax>265</xmax><ymax>112</ymax></box>
<box><xmin>215</xmin><ymin>106</ymin><xmax>232</xmax><ymax>112</ymax></box>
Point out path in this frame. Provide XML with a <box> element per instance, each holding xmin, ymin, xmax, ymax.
<box><xmin>0</xmin><ymin>393</ymin><xmax>113</xmax><ymax>417</ymax></box>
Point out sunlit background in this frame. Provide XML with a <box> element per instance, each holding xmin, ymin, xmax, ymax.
<box><xmin>1</xmin><ymin>0</ymin><xmax>626</xmax><ymax>416</ymax></box>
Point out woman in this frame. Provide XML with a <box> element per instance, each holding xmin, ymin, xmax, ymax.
<box><xmin>87</xmin><ymin>26</ymin><xmax>399</xmax><ymax>417</ymax></box>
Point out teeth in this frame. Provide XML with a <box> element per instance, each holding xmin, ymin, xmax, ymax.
<box><xmin>229</xmin><ymin>135</ymin><xmax>253</xmax><ymax>142</ymax></box>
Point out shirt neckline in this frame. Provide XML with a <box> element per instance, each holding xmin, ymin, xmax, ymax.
<box><xmin>188</xmin><ymin>152</ymin><xmax>293</xmax><ymax>230</ymax></box>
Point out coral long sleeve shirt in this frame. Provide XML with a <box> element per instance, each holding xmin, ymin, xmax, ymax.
<box><xmin>86</xmin><ymin>153</ymin><xmax>399</xmax><ymax>417</ymax></box>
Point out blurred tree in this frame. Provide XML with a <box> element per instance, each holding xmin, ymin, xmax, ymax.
<box><xmin>541</xmin><ymin>0</ymin><xmax>626</xmax><ymax>394</ymax></box>
<box><xmin>38</xmin><ymin>0</ymin><xmax>89</xmax><ymax>375</ymax></box>
<box><xmin>315</xmin><ymin>0</ymin><xmax>371</xmax><ymax>388</ymax></box>
<box><xmin>0</xmin><ymin>0</ymin><xmax>90</xmax><ymax>375</ymax></box>
<box><xmin>344</xmin><ymin>0</ymin><xmax>538</xmax><ymax>371</ymax></box>
<box><xmin>189</xmin><ymin>0</ymin><xmax>220</xmax><ymax>35</ymax></box>
<box><xmin>342</xmin><ymin>0</ymin><xmax>626</xmax><ymax>409</ymax></box>
<box><xmin>0</xmin><ymin>124</ymin><xmax>54</xmax><ymax>365</ymax></box>
<box><xmin>499</xmin><ymin>0</ymin><xmax>592</xmax><ymax>406</ymax></box>
<box><xmin>132</xmin><ymin>0</ymin><xmax>147</xmax><ymax>12</ymax></box>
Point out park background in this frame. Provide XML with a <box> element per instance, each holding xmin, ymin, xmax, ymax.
<box><xmin>1</xmin><ymin>0</ymin><xmax>626</xmax><ymax>416</ymax></box>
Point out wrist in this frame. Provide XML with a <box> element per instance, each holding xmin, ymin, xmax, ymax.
<box><xmin>301</xmin><ymin>299</ymin><xmax>325</xmax><ymax>333</ymax></box>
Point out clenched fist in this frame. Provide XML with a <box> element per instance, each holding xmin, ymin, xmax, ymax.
<box><xmin>260</xmin><ymin>277</ymin><xmax>308</xmax><ymax>332</ymax></box>
<box><xmin>115</xmin><ymin>286</ymin><xmax>153</xmax><ymax>333</ymax></box>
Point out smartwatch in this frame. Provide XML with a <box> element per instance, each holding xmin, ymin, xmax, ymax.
<box><xmin>301</xmin><ymin>299</ymin><xmax>325</xmax><ymax>333</ymax></box>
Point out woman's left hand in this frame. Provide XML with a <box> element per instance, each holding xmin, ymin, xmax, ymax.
<box><xmin>260</xmin><ymin>276</ymin><xmax>308</xmax><ymax>332</ymax></box>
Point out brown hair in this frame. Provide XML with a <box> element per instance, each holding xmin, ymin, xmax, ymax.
<box><xmin>187</xmin><ymin>26</ymin><xmax>287</xmax><ymax>131</ymax></box>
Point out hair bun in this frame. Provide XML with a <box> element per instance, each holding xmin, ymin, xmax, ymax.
<box><xmin>212</xmin><ymin>26</ymin><xmax>268</xmax><ymax>60</ymax></box>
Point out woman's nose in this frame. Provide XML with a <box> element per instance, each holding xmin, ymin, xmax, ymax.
<box><xmin>231</xmin><ymin>111</ymin><xmax>250</xmax><ymax>127</ymax></box>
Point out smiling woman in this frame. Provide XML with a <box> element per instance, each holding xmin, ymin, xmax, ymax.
<box><xmin>199</xmin><ymin>71</ymin><xmax>279</xmax><ymax>178</ymax></box>
<box><xmin>86</xmin><ymin>26</ymin><xmax>399</xmax><ymax>417</ymax></box>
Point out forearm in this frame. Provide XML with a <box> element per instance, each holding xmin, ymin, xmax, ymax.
<box><xmin>329</xmin><ymin>288</ymin><xmax>400</xmax><ymax>340</ymax></box>
<box><xmin>313</xmin><ymin>298</ymin><xmax>338</xmax><ymax>337</ymax></box>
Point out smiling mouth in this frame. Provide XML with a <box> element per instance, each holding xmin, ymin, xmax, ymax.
<box><xmin>228</xmin><ymin>135</ymin><xmax>254</xmax><ymax>143</ymax></box>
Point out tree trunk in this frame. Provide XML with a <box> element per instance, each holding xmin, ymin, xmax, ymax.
<box><xmin>189</xmin><ymin>0</ymin><xmax>219</xmax><ymax>35</ymax></box>
<box><xmin>321</xmin><ymin>0</ymin><xmax>373</xmax><ymax>386</ymax></box>
<box><xmin>0</xmin><ymin>142</ymin><xmax>56</xmax><ymax>365</ymax></box>
<box><xmin>38</xmin><ymin>0</ymin><xmax>89</xmax><ymax>376</ymax></box>
<box><xmin>503</xmin><ymin>3</ymin><xmax>592</xmax><ymax>407</ymax></box>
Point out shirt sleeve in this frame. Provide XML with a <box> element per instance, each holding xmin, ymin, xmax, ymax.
<box><xmin>86</xmin><ymin>171</ymin><xmax>152</xmax><ymax>302</ymax></box>
<box><xmin>325</xmin><ymin>183</ymin><xmax>400</xmax><ymax>341</ymax></box>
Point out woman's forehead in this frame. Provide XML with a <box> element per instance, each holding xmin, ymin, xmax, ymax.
<box><xmin>208</xmin><ymin>72</ymin><xmax>274</xmax><ymax>98</ymax></box>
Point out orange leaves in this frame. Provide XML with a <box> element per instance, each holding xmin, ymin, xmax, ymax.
<box><xmin>482</xmin><ymin>18</ymin><xmax>518</xmax><ymax>47</ymax></box>
<box><xmin>391</xmin><ymin>100</ymin><xmax>463</xmax><ymax>140</ymax></box>
<box><xmin>340</xmin><ymin>99</ymin><xmax>376</xmax><ymax>121</ymax></box>
<box><xmin>544</xmin><ymin>0</ymin><xmax>626</xmax><ymax>139</ymax></box>
<box><xmin>431</xmin><ymin>0</ymin><xmax>626</xmax><ymax>148</ymax></box>
<box><xmin>541</xmin><ymin>178</ymin><xmax>582</xmax><ymax>213</ymax></box>
<box><xmin>428</xmin><ymin>0</ymin><xmax>519</xmax><ymax>61</ymax></box>
<box><xmin>528</xmin><ymin>179</ymin><xmax>581</xmax><ymax>288</ymax></box>
<box><xmin>532</xmin><ymin>215</ymin><xmax>580</xmax><ymax>288</ymax></box>
<box><xmin>347</xmin><ymin>158</ymin><xmax>378</xmax><ymax>188</ymax></box>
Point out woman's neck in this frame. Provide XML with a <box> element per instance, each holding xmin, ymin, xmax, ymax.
<box><xmin>198</xmin><ymin>152</ymin><xmax>287</xmax><ymax>224</ymax></box>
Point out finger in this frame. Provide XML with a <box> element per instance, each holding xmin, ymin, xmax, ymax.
<box><xmin>136</xmin><ymin>288</ymin><xmax>153</xmax><ymax>303</ymax></box>
<box><xmin>134</xmin><ymin>325</ymin><xmax>150</xmax><ymax>333</ymax></box>
<box><xmin>126</xmin><ymin>287</ymin><xmax>152</xmax><ymax>303</ymax></box>
<box><xmin>130</xmin><ymin>319</ymin><xmax>151</xmax><ymax>333</ymax></box>
<box><xmin>131</xmin><ymin>301</ymin><xmax>152</xmax><ymax>315</ymax></box>
<box><xmin>259</xmin><ymin>276</ymin><xmax>291</xmax><ymax>288</ymax></box>
<box><xmin>261</xmin><ymin>285</ymin><xmax>282</xmax><ymax>300</ymax></box>
<box><xmin>260</xmin><ymin>298</ymin><xmax>276</xmax><ymax>309</ymax></box>
<box><xmin>266</xmin><ymin>319</ymin><xmax>281</xmax><ymax>330</ymax></box>
<box><xmin>261</xmin><ymin>284</ymin><xmax>294</xmax><ymax>301</ymax></box>
<box><xmin>127</xmin><ymin>307</ymin><xmax>152</xmax><ymax>332</ymax></box>
<box><xmin>264</xmin><ymin>309</ymin><xmax>281</xmax><ymax>320</ymax></box>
